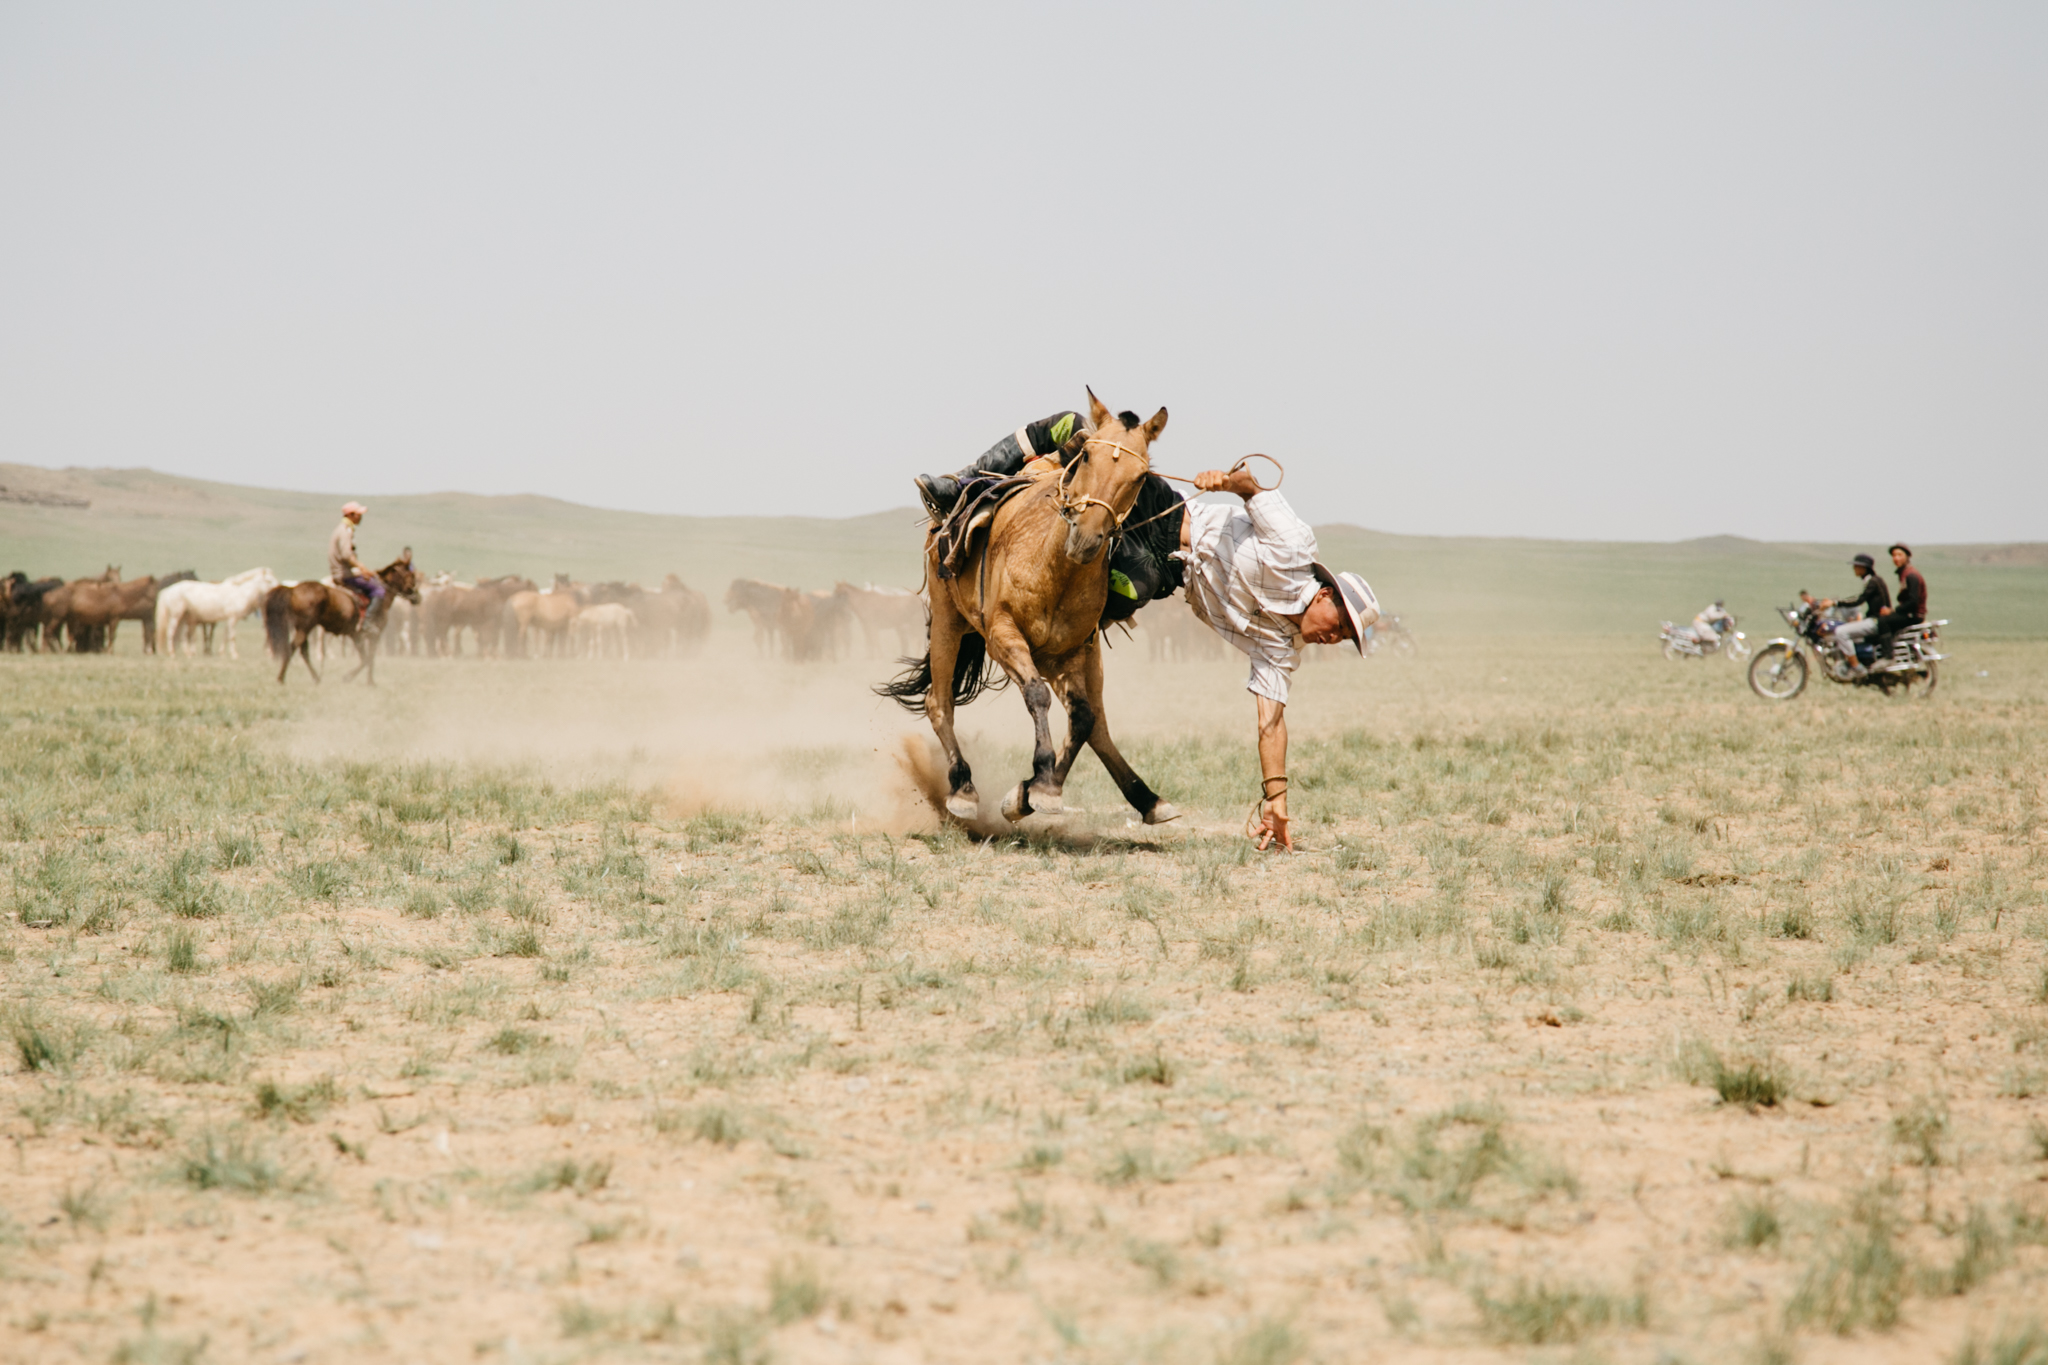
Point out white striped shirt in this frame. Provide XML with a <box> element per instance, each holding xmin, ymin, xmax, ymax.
<box><xmin>1180</xmin><ymin>491</ymin><xmax>1321</xmax><ymax>703</ymax></box>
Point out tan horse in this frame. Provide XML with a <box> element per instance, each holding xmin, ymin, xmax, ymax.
<box><xmin>506</xmin><ymin>576</ymin><xmax>583</xmax><ymax>657</ymax></box>
<box><xmin>835</xmin><ymin>581</ymin><xmax>926</xmax><ymax>659</ymax></box>
<box><xmin>263</xmin><ymin>553</ymin><xmax>420</xmax><ymax>684</ymax></box>
<box><xmin>879</xmin><ymin>391</ymin><xmax>1178</xmax><ymax>826</ymax></box>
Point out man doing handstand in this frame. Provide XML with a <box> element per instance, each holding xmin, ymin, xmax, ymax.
<box><xmin>1177</xmin><ymin>465</ymin><xmax>1378</xmax><ymax>851</ymax></box>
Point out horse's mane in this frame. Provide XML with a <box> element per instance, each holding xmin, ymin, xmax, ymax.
<box><xmin>1123</xmin><ymin>473</ymin><xmax>1186</xmax><ymax>596</ymax></box>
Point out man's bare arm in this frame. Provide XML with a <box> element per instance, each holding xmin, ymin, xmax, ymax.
<box><xmin>1255</xmin><ymin>695</ymin><xmax>1291</xmax><ymax>851</ymax></box>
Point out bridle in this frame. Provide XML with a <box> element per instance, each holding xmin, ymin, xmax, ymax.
<box><xmin>1054</xmin><ymin>434</ymin><xmax>1152</xmax><ymax>534</ymax></box>
<box><xmin>1053</xmin><ymin>439</ymin><xmax>1290</xmax><ymax>542</ymax></box>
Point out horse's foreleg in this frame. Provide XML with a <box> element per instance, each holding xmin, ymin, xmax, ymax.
<box><xmin>1080</xmin><ymin>641</ymin><xmax>1176</xmax><ymax>824</ymax></box>
<box><xmin>981</xmin><ymin>615</ymin><xmax>1060</xmax><ymax>822</ymax></box>
<box><xmin>1049</xmin><ymin>668</ymin><xmax>1096</xmax><ymax>791</ymax></box>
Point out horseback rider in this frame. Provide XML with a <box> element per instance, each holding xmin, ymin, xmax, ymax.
<box><xmin>1812</xmin><ymin>553</ymin><xmax>1891</xmax><ymax>667</ymax></box>
<box><xmin>328</xmin><ymin>502</ymin><xmax>384</xmax><ymax>618</ymax></box>
<box><xmin>914</xmin><ymin>411</ymin><xmax>1093</xmax><ymax>522</ymax></box>
<box><xmin>916</xmin><ymin>409</ymin><xmax>1184</xmax><ymax>623</ymax></box>
<box><xmin>1177</xmin><ymin>465</ymin><xmax>1378</xmax><ymax>853</ymax></box>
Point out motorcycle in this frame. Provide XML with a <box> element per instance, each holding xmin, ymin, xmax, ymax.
<box><xmin>1660</xmin><ymin>608</ymin><xmax>1748</xmax><ymax>662</ymax></box>
<box><xmin>1747</xmin><ymin>602</ymin><xmax>1946</xmax><ymax>700</ymax></box>
<box><xmin>1363</xmin><ymin>613</ymin><xmax>1416</xmax><ymax>657</ymax></box>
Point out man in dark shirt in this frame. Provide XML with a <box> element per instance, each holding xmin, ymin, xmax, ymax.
<box><xmin>914</xmin><ymin>411</ymin><xmax>1091</xmax><ymax>524</ymax></box>
<box><xmin>912</xmin><ymin>405</ymin><xmax>1187</xmax><ymax>624</ymax></box>
<box><xmin>1872</xmin><ymin>542</ymin><xmax>1929</xmax><ymax>662</ymax></box>
<box><xmin>1813</xmin><ymin>553</ymin><xmax>1891</xmax><ymax>665</ymax></box>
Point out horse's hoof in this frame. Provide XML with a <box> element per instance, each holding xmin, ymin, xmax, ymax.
<box><xmin>1001</xmin><ymin>783</ymin><xmax>1030</xmax><ymax>824</ymax></box>
<box><xmin>1143</xmin><ymin>801</ymin><xmax>1181</xmax><ymax>826</ymax></box>
<box><xmin>1029</xmin><ymin>788</ymin><xmax>1063</xmax><ymax>817</ymax></box>
<box><xmin>945</xmin><ymin>791</ymin><xmax>979</xmax><ymax>822</ymax></box>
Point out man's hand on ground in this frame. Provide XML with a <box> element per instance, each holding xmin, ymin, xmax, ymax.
<box><xmin>1252</xmin><ymin>805</ymin><xmax>1292</xmax><ymax>852</ymax></box>
<box><xmin>1194</xmin><ymin>468</ymin><xmax>1263</xmax><ymax>500</ymax></box>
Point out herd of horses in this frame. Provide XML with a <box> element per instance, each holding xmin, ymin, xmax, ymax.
<box><xmin>0</xmin><ymin>561</ymin><xmax>921</xmax><ymax>678</ymax></box>
<box><xmin>0</xmin><ymin>567</ymin><xmax>201</xmax><ymax>654</ymax></box>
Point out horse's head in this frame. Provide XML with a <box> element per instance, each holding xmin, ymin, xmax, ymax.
<box><xmin>380</xmin><ymin>549</ymin><xmax>423</xmax><ymax>603</ymax></box>
<box><xmin>1059</xmin><ymin>388</ymin><xmax>1168</xmax><ymax>565</ymax></box>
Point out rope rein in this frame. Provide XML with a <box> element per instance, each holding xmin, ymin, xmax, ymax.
<box><xmin>1117</xmin><ymin>452</ymin><xmax>1287</xmax><ymax>539</ymax></box>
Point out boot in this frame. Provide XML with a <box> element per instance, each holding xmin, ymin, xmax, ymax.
<box><xmin>915</xmin><ymin>435</ymin><xmax>1031</xmax><ymax>525</ymax></box>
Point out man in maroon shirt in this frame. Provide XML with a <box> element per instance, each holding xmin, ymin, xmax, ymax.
<box><xmin>1872</xmin><ymin>542</ymin><xmax>1928</xmax><ymax>661</ymax></box>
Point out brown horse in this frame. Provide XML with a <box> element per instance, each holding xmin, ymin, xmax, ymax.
<box><xmin>34</xmin><ymin>566</ymin><xmax>119</xmax><ymax>652</ymax></box>
<box><xmin>725</xmin><ymin>578</ymin><xmax>787</xmax><ymax>656</ymax></box>
<box><xmin>627</xmin><ymin>574</ymin><xmax>711</xmax><ymax>656</ymax></box>
<box><xmin>264</xmin><ymin>553</ymin><xmax>420</xmax><ymax>684</ymax></box>
<box><xmin>879</xmin><ymin>390</ymin><xmax>1178</xmax><ymax>827</ymax></box>
<box><xmin>424</xmin><ymin>574</ymin><xmax>535</xmax><ymax>656</ymax></box>
<box><xmin>62</xmin><ymin>572</ymin><xmax>165</xmax><ymax>653</ymax></box>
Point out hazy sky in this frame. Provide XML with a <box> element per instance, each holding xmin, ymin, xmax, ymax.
<box><xmin>2</xmin><ymin>4</ymin><xmax>2043</xmax><ymax>542</ymax></box>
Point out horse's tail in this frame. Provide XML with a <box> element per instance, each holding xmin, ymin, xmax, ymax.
<box><xmin>874</xmin><ymin>628</ymin><xmax>1007</xmax><ymax>717</ymax></box>
<box><xmin>263</xmin><ymin>588</ymin><xmax>290</xmax><ymax>660</ymax></box>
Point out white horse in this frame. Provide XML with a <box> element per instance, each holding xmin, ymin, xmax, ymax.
<box><xmin>574</xmin><ymin>602</ymin><xmax>636</xmax><ymax>659</ymax></box>
<box><xmin>155</xmin><ymin>567</ymin><xmax>280</xmax><ymax>660</ymax></box>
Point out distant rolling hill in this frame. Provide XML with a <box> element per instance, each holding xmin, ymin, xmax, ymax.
<box><xmin>4</xmin><ymin>463</ymin><xmax>2043</xmax><ymax>639</ymax></box>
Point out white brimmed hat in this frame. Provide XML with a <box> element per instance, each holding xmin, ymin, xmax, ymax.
<box><xmin>1311</xmin><ymin>564</ymin><xmax>1380</xmax><ymax>655</ymax></box>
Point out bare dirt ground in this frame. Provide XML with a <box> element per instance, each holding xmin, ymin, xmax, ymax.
<box><xmin>3</xmin><ymin>637</ymin><xmax>2046</xmax><ymax>1365</ymax></box>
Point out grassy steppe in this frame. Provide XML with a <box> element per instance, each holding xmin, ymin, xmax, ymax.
<box><xmin>7</xmin><ymin>462</ymin><xmax>2046</xmax><ymax>637</ymax></box>
<box><xmin>2</xmin><ymin>641</ymin><xmax>2047</xmax><ymax>1363</ymax></box>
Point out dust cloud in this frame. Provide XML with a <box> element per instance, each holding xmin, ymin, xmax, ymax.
<box><xmin>272</xmin><ymin>635</ymin><xmax>1430</xmax><ymax>832</ymax></box>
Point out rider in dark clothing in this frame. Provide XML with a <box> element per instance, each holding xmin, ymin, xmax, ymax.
<box><xmin>1872</xmin><ymin>543</ymin><xmax>1928</xmax><ymax>661</ymax></box>
<box><xmin>1813</xmin><ymin>553</ymin><xmax>1891</xmax><ymax>666</ymax></box>
<box><xmin>913</xmin><ymin>408</ymin><xmax>1186</xmax><ymax>624</ymax></box>
<box><xmin>1825</xmin><ymin>557</ymin><xmax>1892</xmax><ymax>619</ymax></box>
<box><xmin>914</xmin><ymin>411</ymin><xmax>1090</xmax><ymax>523</ymax></box>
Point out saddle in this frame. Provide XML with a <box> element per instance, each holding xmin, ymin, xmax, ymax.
<box><xmin>932</xmin><ymin>473</ymin><xmax>1038</xmax><ymax>581</ymax></box>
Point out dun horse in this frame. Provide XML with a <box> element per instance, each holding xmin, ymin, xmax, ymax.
<box><xmin>264</xmin><ymin>552</ymin><xmax>420</xmax><ymax>684</ymax></box>
<box><xmin>879</xmin><ymin>391</ymin><xmax>1178</xmax><ymax>826</ymax></box>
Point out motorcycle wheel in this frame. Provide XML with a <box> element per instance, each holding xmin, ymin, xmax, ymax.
<box><xmin>1662</xmin><ymin>641</ymin><xmax>1682</xmax><ymax>661</ymax></box>
<box><xmin>1900</xmin><ymin>661</ymin><xmax>1938</xmax><ymax>697</ymax></box>
<box><xmin>1748</xmin><ymin>643</ymin><xmax>1808</xmax><ymax>700</ymax></box>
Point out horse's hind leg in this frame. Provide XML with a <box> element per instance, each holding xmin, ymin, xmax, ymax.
<box><xmin>924</xmin><ymin>587</ymin><xmax>979</xmax><ymax>822</ymax></box>
<box><xmin>298</xmin><ymin>631</ymin><xmax>322</xmax><ymax>684</ymax></box>
<box><xmin>1079</xmin><ymin>640</ymin><xmax>1177</xmax><ymax>824</ymax></box>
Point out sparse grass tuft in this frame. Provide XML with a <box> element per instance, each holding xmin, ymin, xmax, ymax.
<box><xmin>251</xmin><ymin>1075</ymin><xmax>339</xmax><ymax>1124</ymax></box>
<box><xmin>1726</xmin><ymin>1195</ymin><xmax>1783</xmax><ymax>1250</ymax></box>
<box><xmin>177</xmin><ymin>1128</ymin><xmax>302</xmax><ymax>1196</ymax></box>
<box><xmin>1787</xmin><ymin>1186</ymin><xmax>1909</xmax><ymax>1334</ymax></box>
<box><xmin>1893</xmin><ymin>1096</ymin><xmax>1949</xmax><ymax>1168</ymax></box>
<box><xmin>1686</xmin><ymin>1043</ymin><xmax>1787</xmax><ymax>1110</ymax></box>
<box><xmin>1954</xmin><ymin>1321</ymin><xmax>2048</xmax><ymax>1365</ymax></box>
<box><xmin>518</xmin><ymin>1157</ymin><xmax>612</xmax><ymax>1196</ymax></box>
<box><xmin>1214</xmin><ymin>1318</ymin><xmax>1305</xmax><ymax>1365</ymax></box>
<box><xmin>1473</xmin><ymin>1279</ymin><xmax>1647</xmax><ymax>1345</ymax></box>
<box><xmin>766</xmin><ymin>1257</ymin><xmax>826</xmax><ymax>1324</ymax></box>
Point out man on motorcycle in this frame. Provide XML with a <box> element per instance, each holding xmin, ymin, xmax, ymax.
<box><xmin>1813</xmin><ymin>553</ymin><xmax>1891</xmax><ymax>668</ymax></box>
<box><xmin>1871</xmin><ymin>543</ymin><xmax>1928</xmax><ymax>662</ymax></box>
<box><xmin>1684</xmin><ymin>601</ymin><xmax>1733</xmax><ymax>649</ymax></box>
